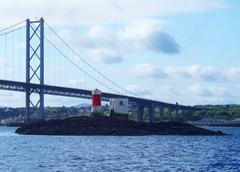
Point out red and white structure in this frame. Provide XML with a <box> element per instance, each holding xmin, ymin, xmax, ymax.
<box><xmin>91</xmin><ymin>89</ymin><xmax>102</xmax><ymax>113</ymax></box>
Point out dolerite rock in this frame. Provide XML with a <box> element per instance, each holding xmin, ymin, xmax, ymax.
<box><xmin>15</xmin><ymin>116</ymin><xmax>224</xmax><ymax>136</ymax></box>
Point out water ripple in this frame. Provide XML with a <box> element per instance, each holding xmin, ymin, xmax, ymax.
<box><xmin>0</xmin><ymin>127</ymin><xmax>240</xmax><ymax>171</ymax></box>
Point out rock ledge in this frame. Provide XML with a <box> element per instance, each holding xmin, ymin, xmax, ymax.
<box><xmin>16</xmin><ymin>116</ymin><xmax>224</xmax><ymax>136</ymax></box>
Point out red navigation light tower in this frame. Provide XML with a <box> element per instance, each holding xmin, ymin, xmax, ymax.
<box><xmin>91</xmin><ymin>89</ymin><xmax>102</xmax><ymax>113</ymax></box>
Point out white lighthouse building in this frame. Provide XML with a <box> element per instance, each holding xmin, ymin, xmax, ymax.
<box><xmin>110</xmin><ymin>98</ymin><xmax>128</xmax><ymax>115</ymax></box>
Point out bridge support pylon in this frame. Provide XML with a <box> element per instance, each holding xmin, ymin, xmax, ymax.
<box><xmin>25</xmin><ymin>18</ymin><xmax>44</xmax><ymax>121</ymax></box>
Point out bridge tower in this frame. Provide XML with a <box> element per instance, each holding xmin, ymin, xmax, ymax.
<box><xmin>25</xmin><ymin>18</ymin><xmax>44</xmax><ymax>120</ymax></box>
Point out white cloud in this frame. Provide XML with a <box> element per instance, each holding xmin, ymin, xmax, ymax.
<box><xmin>0</xmin><ymin>58</ymin><xmax>8</xmax><ymax>66</ymax></box>
<box><xmin>60</xmin><ymin>19</ymin><xmax>180</xmax><ymax>54</ymax></box>
<box><xmin>0</xmin><ymin>57</ymin><xmax>12</xmax><ymax>70</ymax></box>
<box><xmin>0</xmin><ymin>0</ymin><xmax>235</xmax><ymax>106</ymax></box>
<box><xmin>85</xmin><ymin>26</ymin><xmax>118</xmax><ymax>49</ymax></box>
<box><xmin>69</xmin><ymin>79</ymin><xmax>84</xmax><ymax>87</ymax></box>
<box><xmin>59</xmin><ymin>27</ymin><xmax>116</xmax><ymax>49</ymax></box>
<box><xmin>45</xmin><ymin>95</ymin><xmax>87</xmax><ymax>107</ymax></box>
<box><xmin>118</xmin><ymin>19</ymin><xmax>180</xmax><ymax>53</ymax></box>
<box><xmin>178</xmin><ymin>83</ymin><xmax>240</xmax><ymax>104</ymax></box>
<box><xmin>58</xmin><ymin>19</ymin><xmax>180</xmax><ymax>64</ymax></box>
<box><xmin>133</xmin><ymin>63</ymin><xmax>228</xmax><ymax>82</ymax></box>
<box><xmin>133</xmin><ymin>63</ymin><xmax>167</xmax><ymax>79</ymax></box>
<box><xmin>126</xmin><ymin>84</ymin><xmax>152</xmax><ymax>97</ymax></box>
<box><xmin>0</xmin><ymin>90</ymin><xmax>90</xmax><ymax>107</ymax></box>
<box><xmin>87</xmin><ymin>48</ymin><xmax>122</xmax><ymax>64</ymax></box>
<box><xmin>166</xmin><ymin>65</ymin><xmax>221</xmax><ymax>81</ymax></box>
<box><xmin>14</xmin><ymin>42</ymin><xmax>25</xmax><ymax>50</ymax></box>
<box><xmin>226</xmin><ymin>67</ymin><xmax>240</xmax><ymax>81</ymax></box>
<box><xmin>130</xmin><ymin>64</ymin><xmax>240</xmax><ymax>104</ymax></box>
<box><xmin>0</xmin><ymin>91</ymin><xmax>25</xmax><ymax>107</ymax></box>
<box><xmin>187</xmin><ymin>83</ymin><xmax>213</xmax><ymax>97</ymax></box>
<box><xmin>0</xmin><ymin>91</ymin><xmax>14</xmax><ymax>97</ymax></box>
<box><xmin>187</xmin><ymin>65</ymin><xmax>221</xmax><ymax>81</ymax></box>
<box><xmin>190</xmin><ymin>84</ymin><xmax>240</xmax><ymax>98</ymax></box>
<box><xmin>0</xmin><ymin>0</ymin><xmax>230</xmax><ymax>27</ymax></box>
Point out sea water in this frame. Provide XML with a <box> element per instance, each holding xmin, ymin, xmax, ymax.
<box><xmin>0</xmin><ymin>126</ymin><xmax>239</xmax><ymax>172</ymax></box>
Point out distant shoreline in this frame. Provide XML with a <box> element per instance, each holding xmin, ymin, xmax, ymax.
<box><xmin>193</xmin><ymin>123</ymin><xmax>240</xmax><ymax>127</ymax></box>
<box><xmin>189</xmin><ymin>120</ymin><xmax>240</xmax><ymax>127</ymax></box>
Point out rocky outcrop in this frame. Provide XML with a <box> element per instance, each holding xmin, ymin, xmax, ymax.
<box><xmin>16</xmin><ymin>116</ymin><xmax>224</xmax><ymax>136</ymax></box>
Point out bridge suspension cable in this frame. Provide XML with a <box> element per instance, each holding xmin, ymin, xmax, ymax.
<box><xmin>44</xmin><ymin>21</ymin><xmax>140</xmax><ymax>97</ymax></box>
<box><xmin>0</xmin><ymin>19</ymin><xmax>142</xmax><ymax>98</ymax></box>
<box><xmin>30</xmin><ymin>23</ymin><xmax>121</xmax><ymax>94</ymax></box>
<box><xmin>44</xmin><ymin>36</ymin><xmax>122</xmax><ymax>94</ymax></box>
<box><xmin>0</xmin><ymin>20</ymin><xmax>26</xmax><ymax>37</ymax></box>
<box><xmin>0</xmin><ymin>20</ymin><xmax>25</xmax><ymax>33</ymax></box>
<box><xmin>0</xmin><ymin>25</ymin><xmax>25</xmax><ymax>37</ymax></box>
<box><xmin>0</xmin><ymin>20</ymin><xmax>25</xmax><ymax>82</ymax></box>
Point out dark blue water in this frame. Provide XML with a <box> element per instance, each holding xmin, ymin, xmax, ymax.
<box><xmin>0</xmin><ymin>127</ymin><xmax>240</xmax><ymax>172</ymax></box>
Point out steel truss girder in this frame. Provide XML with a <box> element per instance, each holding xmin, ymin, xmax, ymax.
<box><xmin>0</xmin><ymin>80</ymin><xmax>202</xmax><ymax>111</ymax></box>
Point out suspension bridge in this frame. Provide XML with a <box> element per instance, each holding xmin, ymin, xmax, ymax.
<box><xmin>0</xmin><ymin>18</ymin><xmax>200</xmax><ymax>122</ymax></box>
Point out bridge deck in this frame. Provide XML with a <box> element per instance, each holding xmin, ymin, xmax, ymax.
<box><xmin>0</xmin><ymin>79</ymin><xmax>200</xmax><ymax>110</ymax></box>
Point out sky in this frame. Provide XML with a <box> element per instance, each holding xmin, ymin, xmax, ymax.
<box><xmin>0</xmin><ymin>0</ymin><xmax>240</xmax><ymax>107</ymax></box>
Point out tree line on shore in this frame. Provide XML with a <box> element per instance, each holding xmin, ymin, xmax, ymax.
<box><xmin>174</xmin><ymin>104</ymin><xmax>240</xmax><ymax>121</ymax></box>
<box><xmin>1</xmin><ymin>104</ymin><xmax>240</xmax><ymax>122</ymax></box>
<box><xmin>132</xmin><ymin>104</ymin><xmax>240</xmax><ymax>122</ymax></box>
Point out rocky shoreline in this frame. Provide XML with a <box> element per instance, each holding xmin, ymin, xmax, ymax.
<box><xmin>15</xmin><ymin>116</ymin><xmax>224</xmax><ymax>136</ymax></box>
<box><xmin>189</xmin><ymin>122</ymin><xmax>240</xmax><ymax>127</ymax></box>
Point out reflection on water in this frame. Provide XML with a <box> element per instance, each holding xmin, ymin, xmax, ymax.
<box><xmin>0</xmin><ymin>126</ymin><xmax>240</xmax><ymax>171</ymax></box>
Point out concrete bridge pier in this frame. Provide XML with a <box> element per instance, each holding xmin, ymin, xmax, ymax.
<box><xmin>137</xmin><ymin>103</ymin><xmax>144</xmax><ymax>123</ymax></box>
<box><xmin>168</xmin><ymin>106</ymin><xmax>173</xmax><ymax>121</ymax></box>
<box><xmin>182</xmin><ymin>109</ymin><xmax>185</xmax><ymax>115</ymax></box>
<box><xmin>175</xmin><ymin>107</ymin><xmax>179</xmax><ymax>117</ymax></box>
<box><xmin>149</xmin><ymin>103</ymin><xmax>155</xmax><ymax>123</ymax></box>
<box><xmin>159</xmin><ymin>105</ymin><xmax>164</xmax><ymax>122</ymax></box>
<box><xmin>172</xmin><ymin>106</ymin><xmax>179</xmax><ymax>120</ymax></box>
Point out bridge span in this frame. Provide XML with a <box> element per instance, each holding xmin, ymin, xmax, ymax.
<box><xmin>0</xmin><ymin>18</ymin><xmax>202</xmax><ymax>122</ymax></box>
<box><xmin>0</xmin><ymin>79</ymin><xmax>201</xmax><ymax>122</ymax></box>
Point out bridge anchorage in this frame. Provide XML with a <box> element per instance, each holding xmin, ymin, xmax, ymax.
<box><xmin>0</xmin><ymin>18</ymin><xmax>202</xmax><ymax>122</ymax></box>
